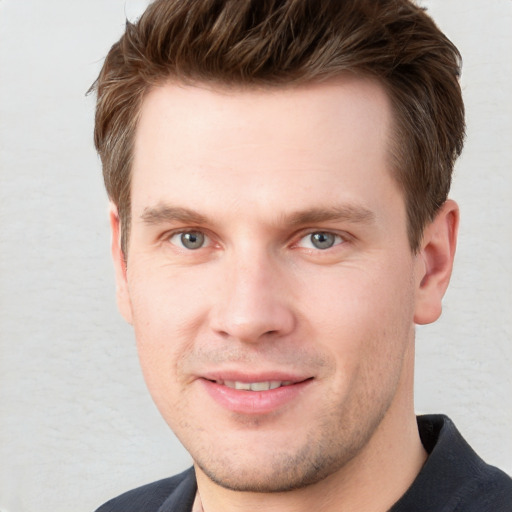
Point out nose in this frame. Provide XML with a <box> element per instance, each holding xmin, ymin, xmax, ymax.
<box><xmin>210</xmin><ymin>253</ymin><xmax>296</xmax><ymax>343</ymax></box>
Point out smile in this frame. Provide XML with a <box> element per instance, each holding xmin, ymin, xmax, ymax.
<box><xmin>217</xmin><ymin>380</ymin><xmax>294</xmax><ymax>391</ymax></box>
<box><xmin>201</xmin><ymin>377</ymin><xmax>313</xmax><ymax>414</ymax></box>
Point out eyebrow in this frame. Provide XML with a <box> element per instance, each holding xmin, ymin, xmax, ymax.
<box><xmin>285</xmin><ymin>205</ymin><xmax>375</xmax><ymax>228</ymax></box>
<box><xmin>140</xmin><ymin>203</ymin><xmax>375</xmax><ymax>228</ymax></box>
<box><xmin>141</xmin><ymin>206</ymin><xmax>208</xmax><ymax>225</ymax></box>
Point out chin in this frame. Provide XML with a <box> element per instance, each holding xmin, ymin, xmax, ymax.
<box><xmin>192</xmin><ymin>431</ymin><xmax>361</xmax><ymax>493</ymax></box>
<box><xmin>196</xmin><ymin>461</ymin><xmax>332</xmax><ymax>493</ymax></box>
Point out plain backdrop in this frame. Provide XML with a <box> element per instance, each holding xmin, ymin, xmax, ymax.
<box><xmin>0</xmin><ymin>1</ymin><xmax>511</xmax><ymax>511</ymax></box>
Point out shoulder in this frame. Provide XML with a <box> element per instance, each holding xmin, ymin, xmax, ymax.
<box><xmin>392</xmin><ymin>415</ymin><xmax>512</xmax><ymax>512</ymax></box>
<box><xmin>423</xmin><ymin>415</ymin><xmax>512</xmax><ymax>511</ymax></box>
<box><xmin>94</xmin><ymin>467</ymin><xmax>196</xmax><ymax>512</ymax></box>
<box><xmin>452</xmin><ymin>459</ymin><xmax>512</xmax><ymax>511</ymax></box>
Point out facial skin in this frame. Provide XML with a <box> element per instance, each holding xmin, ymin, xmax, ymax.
<box><xmin>111</xmin><ymin>77</ymin><xmax>458</xmax><ymax>511</ymax></box>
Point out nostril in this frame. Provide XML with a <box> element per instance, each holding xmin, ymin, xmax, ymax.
<box><xmin>210</xmin><ymin>301</ymin><xmax>296</xmax><ymax>342</ymax></box>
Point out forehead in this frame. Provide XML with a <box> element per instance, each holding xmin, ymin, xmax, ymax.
<box><xmin>131</xmin><ymin>77</ymin><xmax>400</xmax><ymax>222</ymax></box>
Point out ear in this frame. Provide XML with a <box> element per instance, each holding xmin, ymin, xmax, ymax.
<box><xmin>414</xmin><ymin>199</ymin><xmax>459</xmax><ymax>325</ymax></box>
<box><xmin>109</xmin><ymin>203</ymin><xmax>133</xmax><ymax>324</ymax></box>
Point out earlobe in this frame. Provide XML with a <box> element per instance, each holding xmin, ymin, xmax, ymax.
<box><xmin>109</xmin><ymin>203</ymin><xmax>133</xmax><ymax>325</ymax></box>
<box><xmin>414</xmin><ymin>199</ymin><xmax>459</xmax><ymax>325</ymax></box>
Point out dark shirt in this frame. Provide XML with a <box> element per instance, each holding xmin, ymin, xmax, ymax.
<box><xmin>95</xmin><ymin>415</ymin><xmax>512</xmax><ymax>512</ymax></box>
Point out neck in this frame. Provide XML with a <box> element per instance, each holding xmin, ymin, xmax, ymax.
<box><xmin>194</xmin><ymin>343</ymin><xmax>426</xmax><ymax>512</ymax></box>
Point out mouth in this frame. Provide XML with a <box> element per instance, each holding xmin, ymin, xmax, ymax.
<box><xmin>200</xmin><ymin>376</ymin><xmax>313</xmax><ymax>414</ymax></box>
<box><xmin>209</xmin><ymin>379</ymin><xmax>295</xmax><ymax>391</ymax></box>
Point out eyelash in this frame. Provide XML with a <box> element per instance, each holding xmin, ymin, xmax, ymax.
<box><xmin>295</xmin><ymin>231</ymin><xmax>346</xmax><ymax>251</ymax></box>
<box><xmin>166</xmin><ymin>230</ymin><xmax>213</xmax><ymax>250</ymax></box>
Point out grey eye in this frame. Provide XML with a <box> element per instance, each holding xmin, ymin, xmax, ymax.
<box><xmin>310</xmin><ymin>232</ymin><xmax>336</xmax><ymax>249</ymax></box>
<box><xmin>172</xmin><ymin>231</ymin><xmax>206</xmax><ymax>250</ymax></box>
<box><xmin>297</xmin><ymin>231</ymin><xmax>342</xmax><ymax>250</ymax></box>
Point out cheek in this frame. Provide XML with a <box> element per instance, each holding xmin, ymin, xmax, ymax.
<box><xmin>128</xmin><ymin>261</ymin><xmax>212</xmax><ymax>335</ymax></box>
<box><xmin>300</xmin><ymin>261</ymin><xmax>416</xmax><ymax>377</ymax></box>
<box><xmin>127</xmin><ymin>266</ymin><xmax>212</xmax><ymax>396</ymax></box>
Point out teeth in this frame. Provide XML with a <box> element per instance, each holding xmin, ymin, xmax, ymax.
<box><xmin>222</xmin><ymin>380</ymin><xmax>292</xmax><ymax>391</ymax></box>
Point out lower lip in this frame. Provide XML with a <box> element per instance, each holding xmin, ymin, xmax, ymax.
<box><xmin>200</xmin><ymin>379</ymin><xmax>312</xmax><ymax>415</ymax></box>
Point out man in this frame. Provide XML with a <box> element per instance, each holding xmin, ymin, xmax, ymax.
<box><xmin>92</xmin><ymin>1</ymin><xmax>512</xmax><ymax>511</ymax></box>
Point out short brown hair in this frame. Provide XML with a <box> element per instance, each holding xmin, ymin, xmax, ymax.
<box><xmin>92</xmin><ymin>0</ymin><xmax>465</xmax><ymax>255</ymax></box>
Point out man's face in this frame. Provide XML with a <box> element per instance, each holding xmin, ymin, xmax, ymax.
<box><xmin>113</xmin><ymin>78</ymin><xmax>431</xmax><ymax>491</ymax></box>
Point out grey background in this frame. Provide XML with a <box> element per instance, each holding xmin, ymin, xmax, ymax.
<box><xmin>0</xmin><ymin>1</ymin><xmax>511</xmax><ymax>511</ymax></box>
